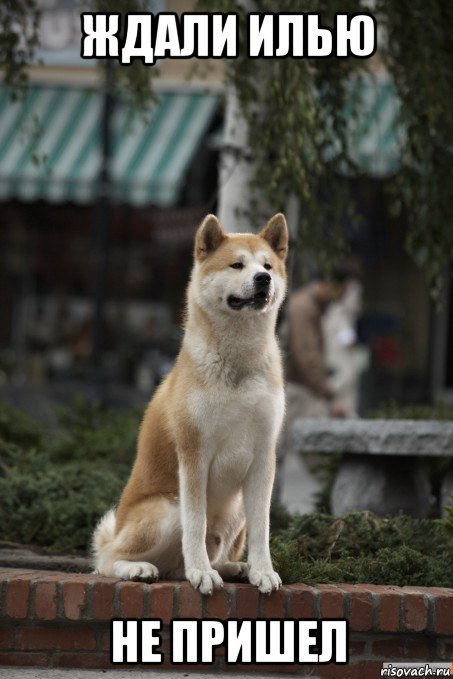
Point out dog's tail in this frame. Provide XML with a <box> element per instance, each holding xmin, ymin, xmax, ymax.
<box><xmin>91</xmin><ymin>508</ymin><xmax>116</xmax><ymax>574</ymax></box>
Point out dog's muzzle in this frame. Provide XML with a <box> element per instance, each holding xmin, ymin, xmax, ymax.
<box><xmin>227</xmin><ymin>273</ymin><xmax>272</xmax><ymax>310</ymax></box>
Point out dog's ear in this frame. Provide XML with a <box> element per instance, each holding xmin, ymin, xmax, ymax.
<box><xmin>259</xmin><ymin>213</ymin><xmax>289</xmax><ymax>260</ymax></box>
<box><xmin>195</xmin><ymin>214</ymin><xmax>226</xmax><ymax>261</ymax></box>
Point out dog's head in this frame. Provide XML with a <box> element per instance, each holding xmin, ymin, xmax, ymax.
<box><xmin>191</xmin><ymin>213</ymin><xmax>288</xmax><ymax>317</ymax></box>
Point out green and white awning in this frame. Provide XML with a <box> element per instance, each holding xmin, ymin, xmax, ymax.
<box><xmin>0</xmin><ymin>75</ymin><xmax>402</xmax><ymax>206</ymax></box>
<box><xmin>0</xmin><ymin>86</ymin><xmax>220</xmax><ymax>206</ymax></box>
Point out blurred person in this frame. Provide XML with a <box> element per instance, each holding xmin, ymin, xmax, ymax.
<box><xmin>285</xmin><ymin>269</ymin><xmax>353</xmax><ymax>423</ymax></box>
<box><xmin>323</xmin><ymin>279</ymin><xmax>369</xmax><ymax>416</ymax></box>
<box><xmin>274</xmin><ymin>269</ymin><xmax>353</xmax><ymax>509</ymax></box>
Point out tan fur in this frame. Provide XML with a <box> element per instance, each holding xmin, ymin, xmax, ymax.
<box><xmin>228</xmin><ymin>525</ymin><xmax>247</xmax><ymax>562</ymax></box>
<box><xmin>93</xmin><ymin>213</ymin><xmax>289</xmax><ymax>594</ymax></box>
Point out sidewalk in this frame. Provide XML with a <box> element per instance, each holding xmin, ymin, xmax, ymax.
<box><xmin>0</xmin><ymin>670</ymin><xmax>298</xmax><ymax>679</ymax></box>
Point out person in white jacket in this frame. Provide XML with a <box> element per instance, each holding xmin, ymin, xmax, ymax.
<box><xmin>323</xmin><ymin>279</ymin><xmax>369</xmax><ymax>417</ymax></box>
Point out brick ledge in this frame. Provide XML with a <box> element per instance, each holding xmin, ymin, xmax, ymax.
<box><xmin>0</xmin><ymin>568</ymin><xmax>452</xmax><ymax>675</ymax></box>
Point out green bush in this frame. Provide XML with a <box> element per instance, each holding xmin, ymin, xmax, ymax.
<box><xmin>0</xmin><ymin>442</ymin><xmax>125</xmax><ymax>552</ymax></box>
<box><xmin>367</xmin><ymin>400</ymin><xmax>453</xmax><ymax>421</ymax></box>
<box><xmin>0</xmin><ymin>399</ymin><xmax>140</xmax><ymax>552</ymax></box>
<box><xmin>0</xmin><ymin>402</ymin><xmax>43</xmax><ymax>448</ymax></box>
<box><xmin>0</xmin><ymin>401</ymin><xmax>452</xmax><ymax>587</ymax></box>
<box><xmin>49</xmin><ymin>396</ymin><xmax>139</xmax><ymax>464</ymax></box>
<box><xmin>270</xmin><ymin>511</ymin><xmax>453</xmax><ymax>587</ymax></box>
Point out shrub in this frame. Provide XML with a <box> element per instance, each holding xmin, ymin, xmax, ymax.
<box><xmin>0</xmin><ymin>401</ymin><xmax>452</xmax><ymax>587</ymax></box>
<box><xmin>367</xmin><ymin>400</ymin><xmax>453</xmax><ymax>421</ymax></box>
<box><xmin>0</xmin><ymin>399</ymin><xmax>140</xmax><ymax>552</ymax></box>
<box><xmin>270</xmin><ymin>511</ymin><xmax>453</xmax><ymax>587</ymax></box>
<box><xmin>49</xmin><ymin>396</ymin><xmax>140</xmax><ymax>465</ymax></box>
<box><xmin>0</xmin><ymin>402</ymin><xmax>43</xmax><ymax>448</ymax></box>
<box><xmin>0</xmin><ymin>441</ymin><xmax>126</xmax><ymax>552</ymax></box>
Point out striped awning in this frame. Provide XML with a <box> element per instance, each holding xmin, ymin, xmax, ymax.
<box><xmin>0</xmin><ymin>86</ymin><xmax>220</xmax><ymax>206</ymax></box>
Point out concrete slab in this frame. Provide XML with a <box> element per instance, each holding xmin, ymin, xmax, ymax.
<box><xmin>292</xmin><ymin>418</ymin><xmax>453</xmax><ymax>456</ymax></box>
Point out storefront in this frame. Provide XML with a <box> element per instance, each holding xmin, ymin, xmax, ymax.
<box><xmin>0</xmin><ymin>82</ymin><xmax>222</xmax><ymax>389</ymax></box>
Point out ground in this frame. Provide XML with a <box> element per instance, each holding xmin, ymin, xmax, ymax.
<box><xmin>1</xmin><ymin>670</ymin><xmax>302</xmax><ymax>678</ymax></box>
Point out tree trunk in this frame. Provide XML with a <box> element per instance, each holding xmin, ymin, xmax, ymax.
<box><xmin>217</xmin><ymin>84</ymin><xmax>255</xmax><ymax>233</ymax></box>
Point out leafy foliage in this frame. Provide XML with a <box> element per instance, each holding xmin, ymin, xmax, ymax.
<box><xmin>0</xmin><ymin>0</ymin><xmax>40</xmax><ymax>92</ymax></box>
<box><xmin>198</xmin><ymin>0</ymin><xmax>453</xmax><ymax>291</ymax></box>
<box><xmin>94</xmin><ymin>0</ymin><xmax>159</xmax><ymax>113</ymax></box>
<box><xmin>0</xmin><ymin>401</ymin><xmax>43</xmax><ymax>448</ymax></box>
<box><xmin>368</xmin><ymin>400</ymin><xmax>453</xmax><ymax>421</ymax></box>
<box><xmin>444</xmin><ymin>507</ymin><xmax>453</xmax><ymax>540</ymax></box>
<box><xmin>375</xmin><ymin>1</ymin><xmax>453</xmax><ymax>298</ymax></box>
<box><xmin>310</xmin><ymin>454</ymin><xmax>342</xmax><ymax>514</ymax></box>
<box><xmin>49</xmin><ymin>396</ymin><xmax>139</xmax><ymax>464</ymax></box>
<box><xmin>199</xmin><ymin>0</ymin><xmax>364</xmax><ymax>275</ymax></box>
<box><xmin>0</xmin><ymin>441</ymin><xmax>125</xmax><ymax>552</ymax></box>
<box><xmin>270</xmin><ymin>511</ymin><xmax>453</xmax><ymax>587</ymax></box>
<box><xmin>0</xmin><ymin>400</ymin><xmax>140</xmax><ymax>552</ymax></box>
<box><xmin>1</xmin><ymin>0</ymin><xmax>157</xmax><ymax>114</ymax></box>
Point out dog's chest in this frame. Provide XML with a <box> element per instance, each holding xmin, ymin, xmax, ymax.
<box><xmin>188</xmin><ymin>376</ymin><xmax>283</xmax><ymax>498</ymax></box>
<box><xmin>189</xmin><ymin>374</ymin><xmax>277</xmax><ymax>439</ymax></box>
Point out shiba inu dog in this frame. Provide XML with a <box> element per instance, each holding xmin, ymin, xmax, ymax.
<box><xmin>93</xmin><ymin>213</ymin><xmax>288</xmax><ymax>595</ymax></box>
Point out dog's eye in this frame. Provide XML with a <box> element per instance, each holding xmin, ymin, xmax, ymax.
<box><xmin>264</xmin><ymin>263</ymin><xmax>272</xmax><ymax>271</ymax></box>
<box><xmin>230</xmin><ymin>262</ymin><xmax>244</xmax><ymax>270</ymax></box>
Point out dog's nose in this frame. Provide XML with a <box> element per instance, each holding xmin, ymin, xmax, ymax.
<box><xmin>254</xmin><ymin>272</ymin><xmax>271</xmax><ymax>288</ymax></box>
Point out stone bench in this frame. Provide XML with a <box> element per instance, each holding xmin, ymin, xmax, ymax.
<box><xmin>291</xmin><ymin>419</ymin><xmax>453</xmax><ymax>517</ymax></box>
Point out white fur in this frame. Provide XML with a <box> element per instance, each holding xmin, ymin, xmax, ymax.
<box><xmin>195</xmin><ymin>247</ymin><xmax>285</xmax><ymax>320</ymax></box>
<box><xmin>177</xmin><ymin>246</ymin><xmax>286</xmax><ymax>593</ymax></box>
<box><xmin>93</xmin><ymin>500</ymin><xmax>185</xmax><ymax>580</ymax></box>
<box><xmin>113</xmin><ymin>560</ymin><xmax>159</xmax><ymax>581</ymax></box>
<box><xmin>92</xmin><ymin>508</ymin><xmax>116</xmax><ymax>574</ymax></box>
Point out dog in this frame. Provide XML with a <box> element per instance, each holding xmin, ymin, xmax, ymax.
<box><xmin>93</xmin><ymin>212</ymin><xmax>288</xmax><ymax>595</ymax></box>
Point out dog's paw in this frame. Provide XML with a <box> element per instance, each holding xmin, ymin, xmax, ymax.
<box><xmin>113</xmin><ymin>560</ymin><xmax>159</xmax><ymax>582</ymax></box>
<box><xmin>218</xmin><ymin>561</ymin><xmax>249</xmax><ymax>581</ymax></box>
<box><xmin>248</xmin><ymin>567</ymin><xmax>282</xmax><ymax>594</ymax></box>
<box><xmin>186</xmin><ymin>568</ymin><xmax>223</xmax><ymax>595</ymax></box>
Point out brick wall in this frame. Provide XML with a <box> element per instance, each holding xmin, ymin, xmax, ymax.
<box><xmin>0</xmin><ymin>568</ymin><xmax>452</xmax><ymax>677</ymax></box>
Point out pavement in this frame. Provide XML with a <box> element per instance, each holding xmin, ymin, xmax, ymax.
<box><xmin>0</xmin><ymin>670</ymin><xmax>303</xmax><ymax>678</ymax></box>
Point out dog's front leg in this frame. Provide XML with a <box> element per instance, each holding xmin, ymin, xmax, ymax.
<box><xmin>243</xmin><ymin>448</ymin><xmax>282</xmax><ymax>594</ymax></box>
<box><xmin>179</xmin><ymin>460</ymin><xmax>223</xmax><ymax>595</ymax></box>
